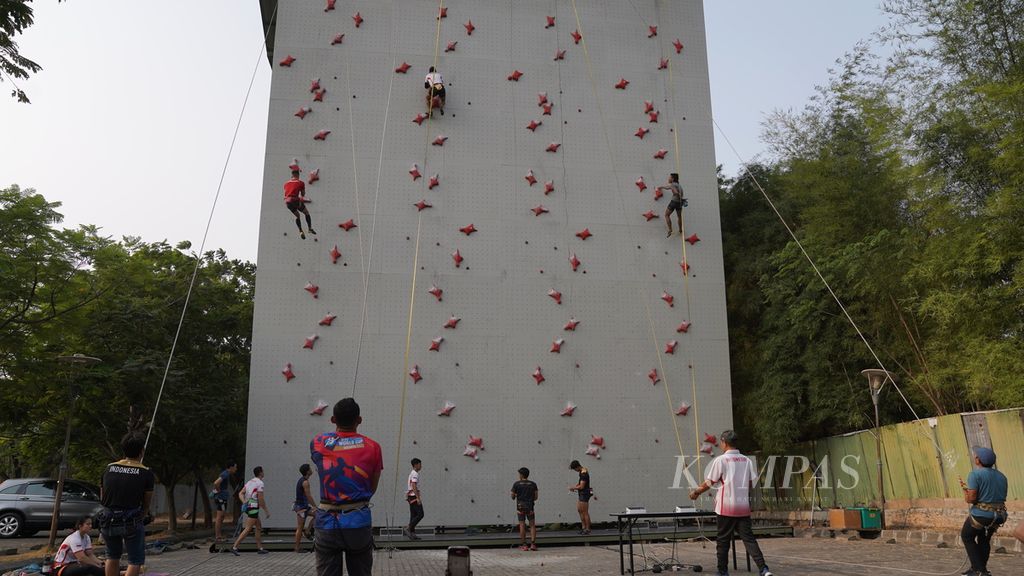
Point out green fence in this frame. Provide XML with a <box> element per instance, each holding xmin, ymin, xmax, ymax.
<box><xmin>751</xmin><ymin>408</ymin><xmax>1023</xmax><ymax>511</ymax></box>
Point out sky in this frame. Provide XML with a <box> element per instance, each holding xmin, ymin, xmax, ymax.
<box><xmin>0</xmin><ymin>1</ymin><xmax>890</xmax><ymax>264</ymax></box>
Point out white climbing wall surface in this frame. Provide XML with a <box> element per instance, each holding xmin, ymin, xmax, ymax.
<box><xmin>248</xmin><ymin>0</ymin><xmax>732</xmax><ymax>528</ymax></box>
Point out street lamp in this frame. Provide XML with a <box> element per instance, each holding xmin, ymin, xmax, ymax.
<box><xmin>860</xmin><ymin>368</ymin><xmax>896</xmax><ymax>530</ymax></box>
<box><xmin>47</xmin><ymin>354</ymin><xmax>101</xmax><ymax>551</ymax></box>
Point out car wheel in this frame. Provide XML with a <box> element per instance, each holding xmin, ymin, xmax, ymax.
<box><xmin>0</xmin><ymin>512</ymin><xmax>24</xmax><ymax>538</ymax></box>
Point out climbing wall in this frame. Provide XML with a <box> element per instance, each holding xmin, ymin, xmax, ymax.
<box><xmin>247</xmin><ymin>0</ymin><xmax>731</xmax><ymax>528</ymax></box>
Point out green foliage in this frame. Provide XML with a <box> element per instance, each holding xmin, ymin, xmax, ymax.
<box><xmin>0</xmin><ymin>1</ymin><xmax>65</xmax><ymax>103</ymax></box>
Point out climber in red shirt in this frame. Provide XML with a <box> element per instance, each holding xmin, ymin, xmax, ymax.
<box><xmin>284</xmin><ymin>170</ymin><xmax>316</xmax><ymax>239</ymax></box>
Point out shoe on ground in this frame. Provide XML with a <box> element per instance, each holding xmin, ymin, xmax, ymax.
<box><xmin>230</xmin><ymin>548</ymin><xmax>240</xmax><ymax>557</ymax></box>
<box><xmin>759</xmin><ymin>568</ymin><xmax>773</xmax><ymax>576</ymax></box>
<box><xmin>257</xmin><ymin>548</ymin><xmax>269</xmax><ymax>555</ymax></box>
<box><xmin>300</xmin><ymin>232</ymin><xmax>306</xmax><ymax>239</ymax></box>
<box><xmin>440</xmin><ymin>108</ymin><xmax>444</xmax><ymax>116</ymax></box>
<box><xmin>582</xmin><ymin>529</ymin><xmax>591</xmax><ymax>535</ymax></box>
<box><xmin>519</xmin><ymin>544</ymin><xmax>529</xmax><ymax>551</ymax></box>
<box><xmin>530</xmin><ymin>543</ymin><xmax>537</xmax><ymax>551</ymax></box>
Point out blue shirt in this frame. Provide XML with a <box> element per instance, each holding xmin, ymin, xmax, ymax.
<box><xmin>310</xmin><ymin>431</ymin><xmax>383</xmax><ymax>529</ymax></box>
<box><xmin>295</xmin><ymin>476</ymin><xmax>309</xmax><ymax>508</ymax></box>
<box><xmin>216</xmin><ymin>470</ymin><xmax>231</xmax><ymax>501</ymax></box>
<box><xmin>967</xmin><ymin>466</ymin><xmax>1008</xmax><ymax>519</ymax></box>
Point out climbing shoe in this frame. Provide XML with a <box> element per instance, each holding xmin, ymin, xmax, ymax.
<box><xmin>309</xmin><ymin>228</ymin><xmax>317</xmax><ymax>235</ymax></box>
<box><xmin>300</xmin><ymin>232</ymin><xmax>306</xmax><ymax>239</ymax></box>
<box><xmin>230</xmin><ymin>548</ymin><xmax>240</xmax><ymax>556</ymax></box>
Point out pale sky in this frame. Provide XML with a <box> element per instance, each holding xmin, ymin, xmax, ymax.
<box><xmin>0</xmin><ymin>1</ymin><xmax>888</xmax><ymax>264</ymax></box>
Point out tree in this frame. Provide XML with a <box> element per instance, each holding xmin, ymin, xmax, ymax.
<box><xmin>0</xmin><ymin>1</ymin><xmax>66</xmax><ymax>103</ymax></box>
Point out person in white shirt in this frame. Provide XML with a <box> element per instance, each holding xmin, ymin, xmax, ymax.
<box><xmin>404</xmin><ymin>458</ymin><xmax>423</xmax><ymax>540</ymax></box>
<box><xmin>232</xmin><ymin>466</ymin><xmax>270</xmax><ymax>556</ymax></box>
<box><xmin>424</xmin><ymin>67</ymin><xmax>446</xmax><ymax>116</ymax></box>
<box><xmin>689</xmin><ymin>430</ymin><xmax>773</xmax><ymax>576</ymax></box>
<box><xmin>52</xmin><ymin>516</ymin><xmax>104</xmax><ymax>576</ymax></box>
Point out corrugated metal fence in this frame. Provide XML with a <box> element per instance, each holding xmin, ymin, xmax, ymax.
<box><xmin>750</xmin><ymin>408</ymin><xmax>1023</xmax><ymax>510</ymax></box>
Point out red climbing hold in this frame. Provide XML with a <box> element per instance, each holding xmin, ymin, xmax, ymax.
<box><xmin>310</xmin><ymin>78</ymin><xmax>321</xmax><ymax>93</ymax></box>
<box><xmin>319</xmin><ymin>313</ymin><xmax>337</xmax><ymax>326</ymax></box>
<box><xmin>314</xmin><ymin>129</ymin><xmax>331</xmax><ymax>141</ymax></box>
<box><xmin>409</xmin><ymin>365</ymin><xmax>423</xmax><ymax>383</ymax></box>
<box><xmin>438</xmin><ymin>6</ymin><xmax>447</xmax><ymax>19</ymax></box>
<box><xmin>665</xmin><ymin>340</ymin><xmax>678</xmax><ymax>354</ymax></box>
<box><xmin>429</xmin><ymin>336</ymin><xmax>444</xmax><ymax>352</ymax></box>
<box><xmin>428</xmin><ymin>285</ymin><xmax>443</xmax><ymax>301</ymax></box>
<box><xmin>676</xmin><ymin>320</ymin><xmax>691</xmax><ymax>333</ymax></box>
<box><xmin>452</xmin><ymin>250</ymin><xmax>463</xmax><ymax>267</ymax></box>
<box><xmin>546</xmin><ymin>142</ymin><xmax>561</xmax><ymax>153</ymax></box>
<box><xmin>571</xmin><ymin>30</ymin><xmax>582</xmax><ymax>44</ymax></box>
<box><xmin>432</xmin><ymin>135</ymin><xmax>448</xmax><ymax>146</ymax></box>
<box><xmin>569</xmin><ymin>253</ymin><xmax>581</xmax><ymax>272</ymax></box>
<box><xmin>545</xmin><ymin>15</ymin><xmax>556</xmax><ymax>28</ymax></box>
<box><xmin>414</xmin><ymin>199</ymin><xmax>433</xmax><ymax>211</ymax></box>
<box><xmin>648</xmin><ymin>25</ymin><xmax>658</xmax><ymax>38</ymax></box>
<box><xmin>307</xmin><ymin>169</ymin><xmax>320</xmax><ymax>184</ymax></box>
<box><xmin>463</xmin><ymin>446</ymin><xmax>479</xmax><ymax>460</ymax></box>
<box><xmin>700</xmin><ymin>443</ymin><xmax>714</xmax><ymax>455</ymax></box>
<box><xmin>313</xmin><ymin>88</ymin><xmax>326</xmax><ymax>102</ymax></box>
<box><xmin>445</xmin><ymin>40</ymin><xmax>457</xmax><ymax>52</ymax></box>
<box><xmin>332</xmin><ymin>34</ymin><xmax>345</xmax><ymax>45</ymax></box>
<box><xmin>551</xmin><ymin>338</ymin><xmax>564</xmax><ymax>353</ymax></box>
<box><xmin>527</xmin><ymin>120</ymin><xmax>542</xmax><ymax>131</ymax></box>
<box><xmin>561</xmin><ymin>402</ymin><xmax>576</xmax><ymax>417</ymax></box>
<box><xmin>305</xmin><ymin>282</ymin><xmax>319</xmax><ymax>298</ymax></box>
<box><xmin>411</xmin><ymin>112</ymin><xmax>427</xmax><ymax>126</ymax></box>
<box><xmin>533</xmin><ymin>367</ymin><xmax>545</xmax><ymax>385</ymax></box>
<box><xmin>564</xmin><ymin>317</ymin><xmax>580</xmax><ymax>331</ymax></box>
<box><xmin>295</xmin><ymin>106</ymin><xmax>310</xmax><ymax>119</ymax></box>
<box><xmin>464</xmin><ymin>20</ymin><xmax>475</xmax><ymax>35</ymax></box>
<box><xmin>615</xmin><ymin>78</ymin><xmax>630</xmax><ymax>90</ymax></box>
<box><xmin>352</xmin><ymin>12</ymin><xmax>363</xmax><ymax>27</ymax></box>
<box><xmin>325</xmin><ymin>0</ymin><xmax>335</xmax><ymax>12</ymax></box>
<box><xmin>636</xmin><ymin>176</ymin><xmax>647</xmax><ymax>191</ymax></box>
<box><xmin>459</xmin><ymin>223</ymin><xmax>477</xmax><ymax>236</ymax></box>
<box><xmin>279</xmin><ymin>55</ymin><xmax>296</xmax><ymax>67</ymax></box>
<box><xmin>438</xmin><ymin>401</ymin><xmax>456</xmax><ymax>416</ymax></box>
<box><xmin>576</xmin><ymin>228</ymin><xmax>592</xmax><ymax>240</ymax></box>
<box><xmin>525</xmin><ymin>170</ymin><xmax>537</xmax><ymax>186</ymax></box>
<box><xmin>658</xmin><ymin>58</ymin><xmax>669</xmax><ymax>70</ymax></box>
<box><xmin>282</xmin><ymin>363</ymin><xmax>296</xmax><ymax>382</ymax></box>
<box><xmin>648</xmin><ymin>369</ymin><xmax>661</xmax><ymax>385</ymax></box>
<box><xmin>673</xmin><ymin>38</ymin><xmax>684</xmax><ymax>53</ymax></box>
<box><xmin>311</xmin><ymin>401</ymin><xmax>329</xmax><ymax>416</ymax></box>
<box><xmin>542</xmin><ymin>103</ymin><xmax>553</xmax><ymax>115</ymax></box>
<box><xmin>554</xmin><ymin>49</ymin><xmax>566</xmax><ymax>61</ymax></box>
<box><xmin>704</xmin><ymin>432</ymin><xmax>718</xmax><ymax>445</ymax></box>
<box><xmin>644</xmin><ymin>100</ymin><xmax>654</xmax><ymax>114</ymax></box>
<box><xmin>653</xmin><ymin>149</ymin><xmax>668</xmax><ymax>159</ymax></box>
<box><xmin>338</xmin><ymin>219</ymin><xmax>357</xmax><ymax>231</ymax></box>
<box><xmin>444</xmin><ymin>316</ymin><xmax>461</xmax><ymax>329</ymax></box>
<box><xmin>537</xmin><ymin>92</ymin><xmax>549</xmax><ymax>106</ymax></box>
<box><xmin>531</xmin><ymin>204</ymin><xmax>549</xmax><ymax>216</ymax></box>
<box><xmin>395</xmin><ymin>62</ymin><xmax>411</xmax><ymax>74</ymax></box>
<box><xmin>590</xmin><ymin>435</ymin><xmax>605</xmax><ymax>448</ymax></box>
<box><xmin>289</xmin><ymin>158</ymin><xmax>301</xmax><ymax>171</ymax></box>
<box><xmin>330</xmin><ymin>245</ymin><xmax>342</xmax><ymax>264</ymax></box>
<box><xmin>409</xmin><ymin>164</ymin><xmax>422</xmax><ymax>180</ymax></box>
<box><xmin>585</xmin><ymin>445</ymin><xmax>601</xmax><ymax>458</ymax></box>
<box><xmin>659</xmin><ymin>289</ymin><xmax>675</xmax><ymax>307</ymax></box>
<box><xmin>649</xmin><ymin>111</ymin><xmax>660</xmax><ymax>123</ymax></box>
<box><xmin>675</xmin><ymin>402</ymin><xmax>690</xmax><ymax>416</ymax></box>
<box><xmin>507</xmin><ymin>70</ymin><xmax>523</xmax><ymax>81</ymax></box>
<box><xmin>428</xmin><ymin>174</ymin><xmax>440</xmax><ymax>190</ymax></box>
<box><xmin>635</xmin><ymin>127</ymin><xmax>650</xmax><ymax>139</ymax></box>
<box><xmin>643</xmin><ymin>210</ymin><xmax>657</xmax><ymax>221</ymax></box>
<box><xmin>680</xmin><ymin>260</ymin><xmax>690</xmax><ymax>273</ymax></box>
<box><xmin>548</xmin><ymin>289</ymin><xmax>562</xmax><ymax>304</ymax></box>
<box><xmin>303</xmin><ymin>334</ymin><xmax>319</xmax><ymax>350</ymax></box>
<box><xmin>686</xmin><ymin>233</ymin><xmax>700</xmax><ymax>245</ymax></box>
<box><xmin>468</xmin><ymin>436</ymin><xmax>485</xmax><ymax>449</ymax></box>
<box><xmin>654</xmin><ymin>187</ymin><xmax>664</xmax><ymax>201</ymax></box>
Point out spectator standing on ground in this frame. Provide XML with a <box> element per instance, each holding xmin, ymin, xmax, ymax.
<box><xmin>99</xmin><ymin>431</ymin><xmax>154</xmax><ymax>576</ymax></box>
<box><xmin>294</xmin><ymin>463</ymin><xmax>316</xmax><ymax>552</ymax></box>
<box><xmin>212</xmin><ymin>461</ymin><xmax>237</xmax><ymax>543</ymax></box>
<box><xmin>404</xmin><ymin>458</ymin><xmax>423</xmax><ymax>540</ymax></box>
<box><xmin>960</xmin><ymin>446</ymin><xmax>1008</xmax><ymax>576</ymax></box>
<box><xmin>510</xmin><ymin>467</ymin><xmax>539</xmax><ymax>551</ymax></box>
<box><xmin>310</xmin><ymin>398</ymin><xmax>383</xmax><ymax>576</ymax></box>
<box><xmin>568</xmin><ymin>460</ymin><xmax>592</xmax><ymax>535</ymax></box>
<box><xmin>689</xmin><ymin>430</ymin><xmax>773</xmax><ymax>576</ymax></box>
<box><xmin>52</xmin><ymin>516</ymin><xmax>105</xmax><ymax>576</ymax></box>
<box><xmin>231</xmin><ymin>467</ymin><xmax>270</xmax><ymax>556</ymax></box>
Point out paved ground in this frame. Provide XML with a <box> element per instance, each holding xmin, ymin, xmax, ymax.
<box><xmin>122</xmin><ymin>536</ymin><xmax>1023</xmax><ymax>575</ymax></box>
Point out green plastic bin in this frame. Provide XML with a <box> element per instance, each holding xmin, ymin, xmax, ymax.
<box><xmin>853</xmin><ymin>507</ymin><xmax>881</xmax><ymax>530</ymax></box>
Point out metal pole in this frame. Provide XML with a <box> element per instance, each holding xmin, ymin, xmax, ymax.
<box><xmin>873</xmin><ymin>392</ymin><xmax>885</xmax><ymax>526</ymax></box>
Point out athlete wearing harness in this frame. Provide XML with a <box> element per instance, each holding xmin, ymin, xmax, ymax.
<box><xmin>657</xmin><ymin>172</ymin><xmax>687</xmax><ymax>238</ymax></box>
<box><xmin>284</xmin><ymin>169</ymin><xmax>316</xmax><ymax>239</ymax></box>
<box><xmin>568</xmin><ymin>460</ymin><xmax>592</xmax><ymax>535</ymax></box>
<box><xmin>960</xmin><ymin>446</ymin><xmax>1008</xmax><ymax>576</ymax></box>
<box><xmin>424</xmin><ymin>66</ymin><xmax>445</xmax><ymax>116</ymax></box>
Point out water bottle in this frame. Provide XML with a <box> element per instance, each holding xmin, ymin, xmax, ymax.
<box><xmin>41</xmin><ymin>554</ymin><xmax>53</xmax><ymax>574</ymax></box>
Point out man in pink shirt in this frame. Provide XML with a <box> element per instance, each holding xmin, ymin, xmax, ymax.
<box><xmin>689</xmin><ymin>430</ymin><xmax>773</xmax><ymax>576</ymax></box>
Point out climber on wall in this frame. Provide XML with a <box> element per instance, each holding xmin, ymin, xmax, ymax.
<box><xmin>658</xmin><ymin>172</ymin><xmax>687</xmax><ymax>238</ymax></box>
<box><xmin>425</xmin><ymin>66</ymin><xmax>446</xmax><ymax>116</ymax></box>
<box><xmin>284</xmin><ymin>169</ymin><xmax>316</xmax><ymax>240</ymax></box>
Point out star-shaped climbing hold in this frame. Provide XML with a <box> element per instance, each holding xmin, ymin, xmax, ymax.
<box><xmin>459</xmin><ymin>223</ymin><xmax>477</xmax><ymax>236</ymax></box>
<box><xmin>307</xmin><ymin>169</ymin><xmax>320</xmax><ymax>184</ymax></box>
<box><xmin>303</xmin><ymin>334</ymin><xmax>319</xmax><ymax>350</ymax></box>
<box><xmin>643</xmin><ymin>210</ymin><xmax>657</xmax><ymax>221</ymax></box>
<box><xmin>561</xmin><ymin>402</ymin><xmax>576</xmax><ymax>417</ymax></box>
<box><xmin>644</xmin><ymin>100</ymin><xmax>654</xmax><ymax>113</ymax></box>
<box><xmin>332</xmin><ymin>33</ymin><xmax>344</xmax><ymax>45</ymax></box>
<box><xmin>445</xmin><ymin>40</ymin><xmax>457</xmax><ymax>52</ymax></box>
<box><xmin>665</xmin><ymin>340</ymin><xmax>678</xmax><ymax>354</ymax></box>
<box><xmin>429</xmin><ymin>337</ymin><xmax>444</xmax><ymax>352</ymax></box>
<box><xmin>648</xmin><ymin>368</ymin><xmax>661</xmax><ymax>385</ymax></box>
<box><xmin>527</xmin><ymin>119</ymin><xmax>542</xmax><ymax>131</ymax></box>
<box><xmin>586</xmin><ymin>445</ymin><xmax>601</xmax><ymax>458</ymax></box>
<box><xmin>310</xmin><ymin>78</ymin><xmax>321</xmax><ymax>93</ymax></box>
<box><xmin>661</xmin><ymin>291</ymin><xmax>674</xmax><ymax>307</ymax></box>
<box><xmin>551</xmin><ymin>338</ymin><xmax>564</xmax><ymax>353</ymax></box>
<box><xmin>673</xmin><ymin>38</ymin><xmax>684</xmax><ymax>53</ymax></box>
<box><xmin>438</xmin><ymin>401</ymin><xmax>456</xmax><ymax>416</ymax></box>
<box><xmin>542</xmin><ymin>103</ymin><xmax>553</xmax><ymax>115</ymax></box>
<box><xmin>507</xmin><ymin>70</ymin><xmax>524</xmax><ymax>82</ymax></box>
<box><xmin>532</xmin><ymin>204</ymin><xmax>549</xmax><ymax>216</ymax></box>
<box><xmin>675</xmin><ymin>402</ymin><xmax>691</xmax><ymax>416</ymax></box>
<box><xmin>428</xmin><ymin>285</ymin><xmax>443</xmax><ymax>301</ymax></box>
<box><xmin>464</xmin><ymin>446</ymin><xmax>479</xmax><ymax>460</ymax></box>
<box><xmin>546</xmin><ymin>15</ymin><xmax>556</xmax><ymax>28</ymax></box>
<box><xmin>295</xmin><ymin>106</ymin><xmax>311</xmax><ymax>119</ymax></box>
<box><xmin>468</xmin><ymin>436</ymin><xmax>484</xmax><ymax>449</ymax></box>
<box><xmin>533</xmin><ymin>367</ymin><xmax>545</xmax><ymax>385</ymax></box>
<box><xmin>438</xmin><ymin>6</ymin><xmax>447</xmax><ymax>18</ymax></box>
<box><xmin>305</xmin><ymin>282</ymin><xmax>319</xmax><ymax>298</ymax></box>
<box><xmin>414</xmin><ymin>199</ymin><xmax>433</xmax><ymax>211</ymax></box>
<box><xmin>654</xmin><ymin>187</ymin><xmax>664</xmax><ymax>201</ymax></box>
<box><xmin>649</xmin><ymin>111</ymin><xmax>660</xmax><ymax>123</ymax></box>
<box><xmin>352</xmin><ymin>12</ymin><xmax>363</xmax><ymax>27</ymax></box>
<box><xmin>410</xmin><ymin>164</ymin><xmax>422</xmax><ymax>180</ymax></box>
<box><xmin>409</xmin><ymin>365</ymin><xmax>422</xmax><ymax>383</ymax></box>
<box><xmin>282</xmin><ymin>363</ymin><xmax>296</xmax><ymax>382</ymax></box>
<box><xmin>554</xmin><ymin>49</ymin><xmax>566</xmax><ymax>61</ymax></box>
<box><xmin>658</xmin><ymin>58</ymin><xmax>669</xmax><ymax>70</ymax></box>
<box><xmin>548</xmin><ymin>289</ymin><xmax>562</xmax><ymax>304</ymax></box>
<box><xmin>444</xmin><ymin>316</ymin><xmax>461</xmax><ymax>329</ymax></box>
<box><xmin>464</xmin><ymin>20</ymin><xmax>475</xmax><ymax>35</ymax></box>
<box><xmin>653</xmin><ymin>149</ymin><xmax>668</xmax><ymax>159</ymax></box>
<box><xmin>325</xmin><ymin>0</ymin><xmax>335</xmax><ymax>12</ymax></box>
<box><xmin>314</xmin><ymin>129</ymin><xmax>331</xmax><ymax>141</ymax></box>
<box><xmin>313</xmin><ymin>88</ymin><xmax>326</xmax><ymax>102</ymax></box>
<box><xmin>636</xmin><ymin>177</ymin><xmax>647</xmax><ymax>191</ymax></box>
<box><xmin>413</xmin><ymin>112</ymin><xmax>426</xmax><ymax>125</ymax></box>
<box><xmin>700</xmin><ymin>443</ymin><xmax>715</xmax><ymax>455</ymax></box>
<box><xmin>338</xmin><ymin>219</ymin><xmax>357</xmax><ymax>231</ymax></box>
<box><xmin>680</xmin><ymin>260</ymin><xmax>691</xmax><ymax>273</ymax></box>
<box><xmin>525</xmin><ymin>170</ymin><xmax>537</xmax><ymax>186</ymax></box>
<box><xmin>635</xmin><ymin>127</ymin><xmax>650</xmax><ymax>139</ymax></box>
<box><xmin>311</xmin><ymin>401</ymin><xmax>329</xmax><ymax>416</ymax></box>
<box><xmin>676</xmin><ymin>320</ymin><xmax>691</xmax><ymax>333</ymax></box>
<box><xmin>569</xmin><ymin>253</ymin><xmax>581</xmax><ymax>271</ymax></box>
<box><xmin>289</xmin><ymin>159</ymin><xmax>301</xmax><ymax>171</ymax></box>
<box><xmin>564</xmin><ymin>317</ymin><xmax>580</xmax><ymax>331</ymax></box>
<box><xmin>546</xmin><ymin>142</ymin><xmax>561</xmax><ymax>153</ymax></box>
<box><xmin>576</xmin><ymin>228</ymin><xmax>592</xmax><ymax>240</ymax></box>
<box><xmin>571</xmin><ymin>30</ymin><xmax>582</xmax><ymax>44</ymax></box>
<box><xmin>432</xmin><ymin>135</ymin><xmax>448</xmax><ymax>146</ymax></box>
<box><xmin>543</xmin><ymin>181</ymin><xmax>555</xmax><ymax>195</ymax></box>
<box><xmin>704</xmin><ymin>432</ymin><xmax>718</xmax><ymax>445</ymax></box>
<box><xmin>615</xmin><ymin>78</ymin><xmax>630</xmax><ymax>90</ymax></box>
<box><xmin>319</xmin><ymin>313</ymin><xmax>337</xmax><ymax>326</ymax></box>
<box><xmin>279</xmin><ymin>55</ymin><xmax>296</xmax><ymax>67</ymax></box>
<box><xmin>590</xmin><ymin>435</ymin><xmax>605</xmax><ymax>448</ymax></box>
<box><xmin>330</xmin><ymin>245</ymin><xmax>342</xmax><ymax>264</ymax></box>
<box><xmin>648</xmin><ymin>25</ymin><xmax>658</xmax><ymax>38</ymax></box>
<box><xmin>687</xmin><ymin>233</ymin><xmax>700</xmax><ymax>245</ymax></box>
<box><xmin>428</xmin><ymin>174</ymin><xmax>440</xmax><ymax>190</ymax></box>
<box><xmin>395</xmin><ymin>62</ymin><xmax>411</xmax><ymax>74</ymax></box>
<box><xmin>452</xmin><ymin>249</ymin><xmax>463</xmax><ymax>267</ymax></box>
<box><xmin>538</xmin><ymin>92</ymin><xmax>549</xmax><ymax>106</ymax></box>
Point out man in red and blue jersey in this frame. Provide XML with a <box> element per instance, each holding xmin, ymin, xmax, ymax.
<box><xmin>310</xmin><ymin>398</ymin><xmax>382</xmax><ymax>576</ymax></box>
<box><xmin>284</xmin><ymin>169</ymin><xmax>316</xmax><ymax>239</ymax></box>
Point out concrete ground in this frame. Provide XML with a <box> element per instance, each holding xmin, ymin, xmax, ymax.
<box><xmin>108</xmin><ymin>536</ymin><xmax>1023</xmax><ymax>575</ymax></box>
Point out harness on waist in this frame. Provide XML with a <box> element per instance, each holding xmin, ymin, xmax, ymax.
<box><xmin>318</xmin><ymin>500</ymin><xmax>370</xmax><ymax>514</ymax></box>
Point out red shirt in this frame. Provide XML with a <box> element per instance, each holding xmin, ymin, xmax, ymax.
<box><xmin>310</xmin><ymin>431</ymin><xmax>383</xmax><ymax>504</ymax></box>
<box><xmin>284</xmin><ymin>178</ymin><xmax>305</xmax><ymax>200</ymax></box>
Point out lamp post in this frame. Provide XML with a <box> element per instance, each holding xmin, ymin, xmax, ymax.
<box><xmin>47</xmin><ymin>354</ymin><xmax>101</xmax><ymax>552</ymax></box>
<box><xmin>860</xmin><ymin>368</ymin><xmax>895</xmax><ymax>530</ymax></box>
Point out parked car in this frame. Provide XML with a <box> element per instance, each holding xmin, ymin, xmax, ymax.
<box><xmin>0</xmin><ymin>478</ymin><xmax>104</xmax><ymax>538</ymax></box>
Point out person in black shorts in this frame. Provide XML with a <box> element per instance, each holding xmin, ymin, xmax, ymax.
<box><xmin>510</xmin><ymin>467</ymin><xmax>539</xmax><ymax>551</ymax></box>
<box><xmin>568</xmin><ymin>460</ymin><xmax>592</xmax><ymax>535</ymax></box>
<box><xmin>424</xmin><ymin>66</ymin><xmax>446</xmax><ymax>116</ymax></box>
<box><xmin>100</xmin><ymin>432</ymin><xmax>155</xmax><ymax>576</ymax></box>
<box><xmin>658</xmin><ymin>172</ymin><xmax>688</xmax><ymax>237</ymax></box>
<box><xmin>284</xmin><ymin>170</ymin><xmax>316</xmax><ymax>239</ymax></box>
